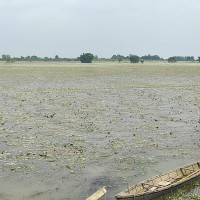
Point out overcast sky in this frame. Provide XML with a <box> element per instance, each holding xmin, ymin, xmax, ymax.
<box><xmin>0</xmin><ymin>0</ymin><xmax>200</xmax><ymax>58</ymax></box>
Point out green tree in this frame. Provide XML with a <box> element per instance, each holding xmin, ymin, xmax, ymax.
<box><xmin>198</xmin><ymin>57</ymin><xmax>200</xmax><ymax>62</ymax></box>
<box><xmin>78</xmin><ymin>53</ymin><xmax>94</xmax><ymax>63</ymax></box>
<box><xmin>2</xmin><ymin>54</ymin><xmax>7</xmax><ymax>61</ymax></box>
<box><xmin>31</xmin><ymin>56</ymin><xmax>38</xmax><ymax>61</ymax></box>
<box><xmin>10</xmin><ymin>58</ymin><xmax>15</xmax><ymax>63</ymax></box>
<box><xmin>111</xmin><ymin>55</ymin><xmax>117</xmax><ymax>60</ymax></box>
<box><xmin>186</xmin><ymin>56</ymin><xmax>194</xmax><ymax>61</ymax></box>
<box><xmin>26</xmin><ymin>56</ymin><xmax>31</xmax><ymax>60</ymax></box>
<box><xmin>118</xmin><ymin>57</ymin><xmax>123</xmax><ymax>63</ymax></box>
<box><xmin>130</xmin><ymin>55</ymin><xmax>140</xmax><ymax>63</ymax></box>
<box><xmin>111</xmin><ymin>54</ymin><xmax>126</xmax><ymax>61</ymax></box>
<box><xmin>141</xmin><ymin>54</ymin><xmax>163</xmax><ymax>60</ymax></box>
<box><xmin>55</xmin><ymin>55</ymin><xmax>59</xmax><ymax>61</ymax></box>
<box><xmin>94</xmin><ymin>55</ymin><xmax>98</xmax><ymax>60</ymax></box>
<box><xmin>2</xmin><ymin>54</ymin><xmax>12</xmax><ymax>62</ymax></box>
<box><xmin>168</xmin><ymin>57</ymin><xmax>177</xmax><ymax>63</ymax></box>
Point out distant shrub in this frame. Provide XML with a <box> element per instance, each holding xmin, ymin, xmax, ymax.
<box><xmin>141</xmin><ymin>54</ymin><xmax>163</xmax><ymax>60</ymax></box>
<box><xmin>78</xmin><ymin>53</ymin><xmax>94</xmax><ymax>63</ymax></box>
<box><xmin>130</xmin><ymin>55</ymin><xmax>140</xmax><ymax>63</ymax></box>
<box><xmin>198</xmin><ymin>57</ymin><xmax>200</xmax><ymax>62</ymax></box>
<box><xmin>171</xmin><ymin>56</ymin><xmax>194</xmax><ymax>61</ymax></box>
<box><xmin>168</xmin><ymin>57</ymin><xmax>177</xmax><ymax>63</ymax></box>
<box><xmin>2</xmin><ymin>54</ymin><xmax>12</xmax><ymax>62</ymax></box>
<box><xmin>118</xmin><ymin>57</ymin><xmax>123</xmax><ymax>63</ymax></box>
<box><xmin>140</xmin><ymin>59</ymin><xmax>144</xmax><ymax>63</ymax></box>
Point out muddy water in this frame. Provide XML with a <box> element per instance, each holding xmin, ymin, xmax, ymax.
<box><xmin>0</xmin><ymin>62</ymin><xmax>200</xmax><ymax>200</ymax></box>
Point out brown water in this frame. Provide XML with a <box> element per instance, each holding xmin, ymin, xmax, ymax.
<box><xmin>0</xmin><ymin>62</ymin><xmax>199</xmax><ymax>200</ymax></box>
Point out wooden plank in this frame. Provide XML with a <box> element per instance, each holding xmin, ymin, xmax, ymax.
<box><xmin>158</xmin><ymin>181</ymin><xmax>170</xmax><ymax>186</ymax></box>
<box><xmin>86</xmin><ymin>187</ymin><xmax>107</xmax><ymax>200</ymax></box>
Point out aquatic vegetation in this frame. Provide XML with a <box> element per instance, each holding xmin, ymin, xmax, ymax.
<box><xmin>0</xmin><ymin>62</ymin><xmax>200</xmax><ymax>199</ymax></box>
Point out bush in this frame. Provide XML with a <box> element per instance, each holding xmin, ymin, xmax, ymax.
<box><xmin>2</xmin><ymin>54</ymin><xmax>12</xmax><ymax>62</ymax></box>
<box><xmin>78</xmin><ymin>53</ymin><xmax>94</xmax><ymax>63</ymax></box>
<box><xmin>168</xmin><ymin>57</ymin><xmax>177</xmax><ymax>63</ymax></box>
<box><xmin>118</xmin><ymin>57</ymin><xmax>123</xmax><ymax>63</ymax></box>
<box><xmin>198</xmin><ymin>57</ymin><xmax>200</xmax><ymax>62</ymax></box>
<box><xmin>130</xmin><ymin>55</ymin><xmax>140</xmax><ymax>63</ymax></box>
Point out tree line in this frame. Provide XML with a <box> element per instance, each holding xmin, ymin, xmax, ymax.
<box><xmin>111</xmin><ymin>54</ymin><xmax>164</xmax><ymax>61</ymax></box>
<box><xmin>1</xmin><ymin>54</ymin><xmax>200</xmax><ymax>63</ymax></box>
<box><xmin>1</xmin><ymin>54</ymin><xmax>78</xmax><ymax>62</ymax></box>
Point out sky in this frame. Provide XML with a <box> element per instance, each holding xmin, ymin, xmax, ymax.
<box><xmin>0</xmin><ymin>0</ymin><xmax>200</xmax><ymax>59</ymax></box>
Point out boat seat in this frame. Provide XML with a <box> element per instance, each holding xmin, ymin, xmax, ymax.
<box><xmin>157</xmin><ymin>181</ymin><xmax>171</xmax><ymax>187</ymax></box>
<box><xmin>184</xmin><ymin>168</ymin><xmax>195</xmax><ymax>173</ymax></box>
<box><xmin>141</xmin><ymin>182</ymin><xmax>155</xmax><ymax>191</ymax></box>
<box><xmin>149</xmin><ymin>187</ymin><xmax>158</xmax><ymax>191</ymax></box>
<box><xmin>180</xmin><ymin>167</ymin><xmax>195</xmax><ymax>175</ymax></box>
<box><xmin>168</xmin><ymin>176</ymin><xmax>182</xmax><ymax>183</ymax></box>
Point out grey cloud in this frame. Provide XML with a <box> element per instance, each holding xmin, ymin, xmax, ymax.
<box><xmin>0</xmin><ymin>0</ymin><xmax>200</xmax><ymax>58</ymax></box>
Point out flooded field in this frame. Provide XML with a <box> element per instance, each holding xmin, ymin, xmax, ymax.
<box><xmin>0</xmin><ymin>61</ymin><xmax>200</xmax><ymax>200</ymax></box>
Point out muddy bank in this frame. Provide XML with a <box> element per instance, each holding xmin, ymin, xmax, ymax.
<box><xmin>0</xmin><ymin>62</ymin><xmax>199</xmax><ymax>199</ymax></box>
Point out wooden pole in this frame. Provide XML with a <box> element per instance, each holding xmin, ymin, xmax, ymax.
<box><xmin>127</xmin><ymin>183</ymin><xmax>131</xmax><ymax>194</ymax></box>
<box><xmin>86</xmin><ymin>187</ymin><xmax>107</xmax><ymax>200</ymax></box>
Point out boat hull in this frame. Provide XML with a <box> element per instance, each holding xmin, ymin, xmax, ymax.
<box><xmin>116</xmin><ymin>161</ymin><xmax>200</xmax><ymax>200</ymax></box>
<box><xmin>116</xmin><ymin>175</ymin><xmax>200</xmax><ymax>200</ymax></box>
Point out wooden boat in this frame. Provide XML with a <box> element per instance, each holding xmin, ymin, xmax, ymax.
<box><xmin>115</xmin><ymin>161</ymin><xmax>200</xmax><ymax>200</ymax></box>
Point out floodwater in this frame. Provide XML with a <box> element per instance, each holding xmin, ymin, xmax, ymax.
<box><xmin>0</xmin><ymin>61</ymin><xmax>200</xmax><ymax>200</ymax></box>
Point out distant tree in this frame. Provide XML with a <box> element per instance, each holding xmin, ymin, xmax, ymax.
<box><xmin>78</xmin><ymin>53</ymin><xmax>94</xmax><ymax>63</ymax></box>
<box><xmin>130</xmin><ymin>55</ymin><xmax>140</xmax><ymax>63</ymax></box>
<box><xmin>111</xmin><ymin>54</ymin><xmax>126</xmax><ymax>61</ymax></box>
<box><xmin>2</xmin><ymin>54</ymin><xmax>12</xmax><ymax>62</ymax></box>
<box><xmin>140</xmin><ymin>59</ymin><xmax>144</xmax><ymax>63</ymax></box>
<box><xmin>168</xmin><ymin>57</ymin><xmax>177</xmax><ymax>63</ymax></box>
<box><xmin>31</xmin><ymin>56</ymin><xmax>38</xmax><ymax>61</ymax></box>
<box><xmin>10</xmin><ymin>58</ymin><xmax>15</xmax><ymax>63</ymax></box>
<box><xmin>141</xmin><ymin>54</ymin><xmax>163</xmax><ymax>60</ymax></box>
<box><xmin>2</xmin><ymin>54</ymin><xmax>7</xmax><ymax>61</ymax></box>
<box><xmin>94</xmin><ymin>55</ymin><xmax>98</xmax><ymax>60</ymax></box>
<box><xmin>198</xmin><ymin>57</ymin><xmax>200</xmax><ymax>62</ymax></box>
<box><xmin>26</xmin><ymin>56</ymin><xmax>31</xmax><ymax>61</ymax></box>
<box><xmin>111</xmin><ymin>55</ymin><xmax>117</xmax><ymax>60</ymax></box>
<box><xmin>173</xmin><ymin>56</ymin><xmax>185</xmax><ymax>61</ymax></box>
<box><xmin>172</xmin><ymin>56</ymin><xmax>194</xmax><ymax>61</ymax></box>
<box><xmin>185</xmin><ymin>56</ymin><xmax>194</xmax><ymax>61</ymax></box>
<box><xmin>55</xmin><ymin>55</ymin><xmax>59</xmax><ymax>60</ymax></box>
<box><xmin>118</xmin><ymin>57</ymin><xmax>123</xmax><ymax>63</ymax></box>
